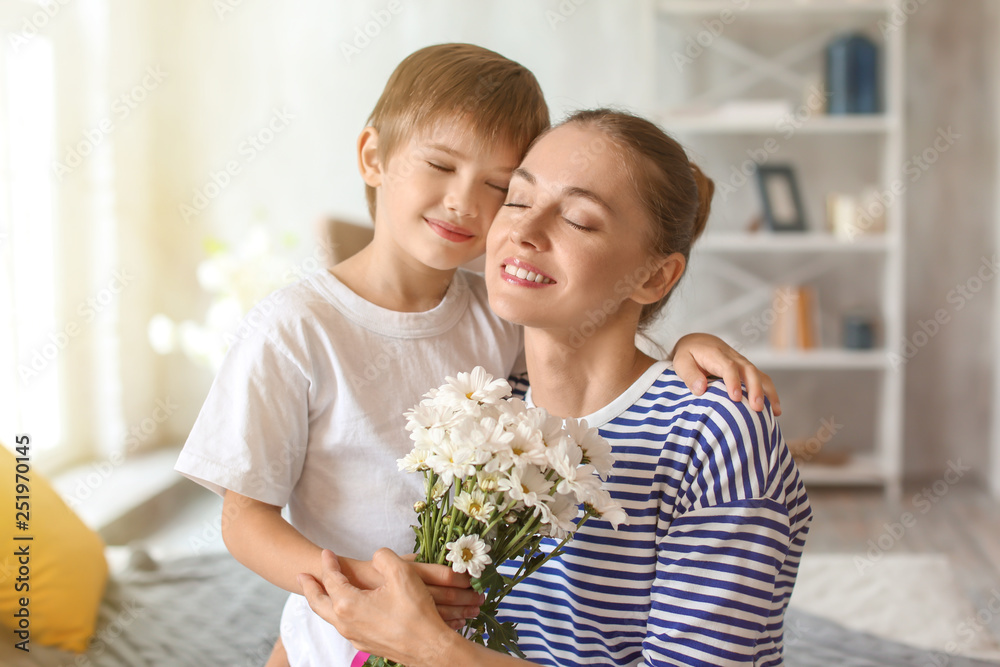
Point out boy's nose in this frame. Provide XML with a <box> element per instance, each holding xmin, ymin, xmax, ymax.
<box><xmin>444</xmin><ymin>182</ymin><xmax>478</xmax><ymax>218</ymax></box>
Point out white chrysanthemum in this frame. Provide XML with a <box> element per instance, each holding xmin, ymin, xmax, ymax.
<box><xmin>497</xmin><ymin>397</ymin><xmax>530</xmax><ymax>423</ymax></box>
<box><xmin>559</xmin><ymin>468</ymin><xmax>602</xmax><ymax>504</ymax></box>
<box><xmin>453</xmin><ymin>489</ymin><xmax>495</xmax><ymax>524</ymax></box>
<box><xmin>436</xmin><ymin>367</ymin><xmax>511</xmax><ymax>408</ymax></box>
<box><xmin>545</xmin><ymin>434</ymin><xmax>584</xmax><ymax>479</ymax></box>
<box><xmin>451</xmin><ymin>417</ymin><xmax>513</xmax><ymax>459</ymax></box>
<box><xmin>408</xmin><ymin>426</ymin><xmax>451</xmax><ymax>459</ymax></box>
<box><xmin>397</xmin><ymin>446</ymin><xmax>432</xmax><ymax>473</ymax></box>
<box><xmin>476</xmin><ymin>470</ymin><xmax>503</xmax><ymax>493</ymax></box>
<box><xmin>498</xmin><ymin>466</ymin><xmax>553</xmax><ymax>509</ymax></box>
<box><xmin>405</xmin><ymin>402</ymin><xmax>459</xmax><ymax>432</ymax></box>
<box><xmin>538</xmin><ymin>492</ymin><xmax>581</xmax><ymax>539</ymax></box>
<box><xmin>519</xmin><ymin>407</ymin><xmax>567</xmax><ymax>450</ymax></box>
<box><xmin>445</xmin><ymin>534</ymin><xmax>492</xmax><ymax>578</ymax></box>
<box><xmin>584</xmin><ymin>487</ymin><xmax>629</xmax><ymax>530</ymax></box>
<box><xmin>564</xmin><ymin>418</ymin><xmax>614</xmax><ymax>478</ymax></box>
<box><xmin>425</xmin><ymin>436</ymin><xmax>484</xmax><ymax>486</ymax></box>
<box><xmin>489</xmin><ymin>422</ymin><xmax>548</xmax><ymax>472</ymax></box>
<box><xmin>431</xmin><ymin>479</ymin><xmax>449</xmax><ymax>501</ymax></box>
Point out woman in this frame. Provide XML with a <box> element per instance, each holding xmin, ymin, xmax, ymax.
<box><xmin>299</xmin><ymin>109</ymin><xmax>812</xmax><ymax>666</ymax></box>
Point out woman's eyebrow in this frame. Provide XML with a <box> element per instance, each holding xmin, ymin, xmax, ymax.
<box><xmin>512</xmin><ymin>167</ymin><xmax>535</xmax><ymax>184</ymax></box>
<box><xmin>515</xmin><ymin>167</ymin><xmax>613</xmax><ymax>214</ymax></box>
<box><xmin>564</xmin><ymin>185</ymin><xmax>614</xmax><ymax>214</ymax></box>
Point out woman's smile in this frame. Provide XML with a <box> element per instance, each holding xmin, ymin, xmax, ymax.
<box><xmin>500</xmin><ymin>257</ymin><xmax>556</xmax><ymax>286</ymax></box>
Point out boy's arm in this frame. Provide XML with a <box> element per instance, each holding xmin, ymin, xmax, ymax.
<box><xmin>670</xmin><ymin>332</ymin><xmax>782</xmax><ymax>415</ymax></box>
<box><xmin>221</xmin><ymin>490</ymin><xmax>328</xmax><ymax>592</ymax></box>
<box><xmin>221</xmin><ymin>491</ymin><xmax>482</xmax><ymax>627</ymax></box>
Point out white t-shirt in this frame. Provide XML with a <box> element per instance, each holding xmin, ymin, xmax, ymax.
<box><xmin>175</xmin><ymin>268</ymin><xmax>522</xmax><ymax>666</ymax></box>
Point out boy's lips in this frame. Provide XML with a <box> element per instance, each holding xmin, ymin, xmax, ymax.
<box><xmin>425</xmin><ymin>217</ymin><xmax>475</xmax><ymax>243</ymax></box>
<box><xmin>500</xmin><ymin>257</ymin><xmax>556</xmax><ymax>286</ymax></box>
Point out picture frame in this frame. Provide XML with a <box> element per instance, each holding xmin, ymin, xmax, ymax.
<box><xmin>755</xmin><ymin>165</ymin><xmax>807</xmax><ymax>232</ymax></box>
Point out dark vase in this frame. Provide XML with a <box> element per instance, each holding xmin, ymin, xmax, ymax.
<box><xmin>826</xmin><ymin>33</ymin><xmax>880</xmax><ymax>114</ymax></box>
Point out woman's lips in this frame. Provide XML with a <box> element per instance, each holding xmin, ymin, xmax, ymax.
<box><xmin>425</xmin><ymin>217</ymin><xmax>475</xmax><ymax>243</ymax></box>
<box><xmin>500</xmin><ymin>258</ymin><xmax>555</xmax><ymax>286</ymax></box>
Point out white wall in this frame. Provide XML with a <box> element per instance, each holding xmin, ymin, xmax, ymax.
<box><xmin>901</xmin><ymin>0</ymin><xmax>998</xmax><ymax>483</ymax></box>
<box><xmin>87</xmin><ymin>1</ymin><xmax>998</xmax><ymax>485</ymax></box>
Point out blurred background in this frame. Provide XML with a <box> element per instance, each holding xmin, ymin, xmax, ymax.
<box><xmin>1</xmin><ymin>0</ymin><xmax>1000</xmax><ymax>664</ymax></box>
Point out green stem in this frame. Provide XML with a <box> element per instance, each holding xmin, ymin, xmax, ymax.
<box><xmin>500</xmin><ymin>513</ymin><xmax>594</xmax><ymax>596</ymax></box>
<box><xmin>437</xmin><ymin>486</ymin><xmax>459</xmax><ymax>565</ymax></box>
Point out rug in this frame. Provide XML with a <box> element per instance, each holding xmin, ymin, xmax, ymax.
<box><xmin>791</xmin><ymin>552</ymin><xmax>1000</xmax><ymax>662</ymax></box>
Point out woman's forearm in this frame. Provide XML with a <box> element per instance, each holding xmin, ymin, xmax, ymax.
<box><xmin>425</xmin><ymin>632</ymin><xmax>536</xmax><ymax>667</ymax></box>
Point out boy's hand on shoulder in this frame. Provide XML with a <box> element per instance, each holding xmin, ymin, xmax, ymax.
<box><xmin>671</xmin><ymin>333</ymin><xmax>781</xmax><ymax>415</ymax></box>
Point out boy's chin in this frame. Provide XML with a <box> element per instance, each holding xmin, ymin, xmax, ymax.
<box><xmin>414</xmin><ymin>243</ymin><xmax>485</xmax><ymax>273</ymax></box>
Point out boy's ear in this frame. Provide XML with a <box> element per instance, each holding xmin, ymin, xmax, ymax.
<box><xmin>629</xmin><ymin>253</ymin><xmax>686</xmax><ymax>306</ymax></box>
<box><xmin>357</xmin><ymin>127</ymin><xmax>382</xmax><ymax>188</ymax></box>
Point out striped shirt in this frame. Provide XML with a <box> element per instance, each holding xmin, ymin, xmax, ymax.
<box><xmin>497</xmin><ymin>360</ymin><xmax>812</xmax><ymax>666</ymax></box>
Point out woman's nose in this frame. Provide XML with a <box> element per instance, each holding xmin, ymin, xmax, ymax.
<box><xmin>509</xmin><ymin>208</ymin><xmax>549</xmax><ymax>250</ymax></box>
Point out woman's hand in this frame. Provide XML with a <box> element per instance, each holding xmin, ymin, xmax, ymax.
<box><xmin>670</xmin><ymin>333</ymin><xmax>781</xmax><ymax>415</ymax></box>
<box><xmin>299</xmin><ymin>549</ymin><xmax>458</xmax><ymax>667</ymax></box>
<box><xmin>341</xmin><ymin>553</ymin><xmax>483</xmax><ymax>631</ymax></box>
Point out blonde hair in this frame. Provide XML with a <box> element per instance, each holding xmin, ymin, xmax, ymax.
<box><xmin>364</xmin><ymin>43</ymin><xmax>550</xmax><ymax>220</ymax></box>
<box><xmin>560</xmin><ymin>109</ymin><xmax>714</xmax><ymax>327</ymax></box>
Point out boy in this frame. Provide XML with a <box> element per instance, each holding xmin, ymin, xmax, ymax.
<box><xmin>176</xmin><ymin>44</ymin><xmax>775</xmax><ymax>666</ymax></box>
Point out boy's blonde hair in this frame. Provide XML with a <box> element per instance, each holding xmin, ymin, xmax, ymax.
<box><xmin>365</xmin><ymin>43</ymin><xmax>549</xmax><ymax>220</ymax></box>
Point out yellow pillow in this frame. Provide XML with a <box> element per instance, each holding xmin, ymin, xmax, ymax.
<box><xmin>0</xmin><ymin>440</ymin><xmax>109</xmax><ymax>653</ymax></box>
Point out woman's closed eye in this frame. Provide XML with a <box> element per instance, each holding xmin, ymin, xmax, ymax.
<box><xmin>427</xmin><ymin>161</ymin><xmax>454</xmax><ymax>173</ymax></box>
<box><xmin>564</xmin><ymin>217</ymin><xmax>591</xmax><ymax>231</ymax></box>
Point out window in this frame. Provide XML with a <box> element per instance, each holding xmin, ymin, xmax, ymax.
<box><xmin>0</xmin><ymin>20</ymin><xmax>62</xmax><ymax>468</ymax></box>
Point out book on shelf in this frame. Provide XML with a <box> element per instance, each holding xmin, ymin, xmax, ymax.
<box><xmin>770</xmin><ymin>285</ymin><xmax>819</xmax><ymax>351</ymax></box>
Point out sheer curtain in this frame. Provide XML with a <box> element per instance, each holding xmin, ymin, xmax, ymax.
<box><xmin>0</xmin><ymin>0</ymin><xmax>162</xmax><ymax>473</ymax></box>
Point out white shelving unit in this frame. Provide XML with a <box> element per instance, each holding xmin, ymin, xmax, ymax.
<box><xmin>647</xmin><ymin>0</ymin><xmax>905</xmax><ymax>501</ymax></box>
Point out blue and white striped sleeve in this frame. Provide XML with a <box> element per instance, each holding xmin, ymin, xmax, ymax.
<box><xmin>643</xmin><ymin>391</ymin><xmax>796</xmax><ymax>666</ymax></box>
<box><xmin>644</xmin><ymin>499</ymin><xmax>791</xmax><ymax>665</ymax></box>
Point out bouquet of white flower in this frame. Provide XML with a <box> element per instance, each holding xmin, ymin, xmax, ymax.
<box><xmin>363</xmin><ymin>367</ymin><xmax>626</xmax><ymax>667</ymax></box>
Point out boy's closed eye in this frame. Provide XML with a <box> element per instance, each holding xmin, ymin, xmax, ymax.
<box><xmin>427</xmin><ymin>161</ymin><xmax>453</xmax><ymax>173</ymax></box>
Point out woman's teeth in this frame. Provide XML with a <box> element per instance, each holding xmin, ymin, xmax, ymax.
<box><xmin>504</xmin><ymin>264</ymin><xmax>553</xmax><ymax>284</ymax></box>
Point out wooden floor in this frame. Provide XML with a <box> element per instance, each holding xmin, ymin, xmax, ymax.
<box><xmin>805</xmin><ymin>483</ymin><xmax>1000</xmax><ymax>646</ymax></box>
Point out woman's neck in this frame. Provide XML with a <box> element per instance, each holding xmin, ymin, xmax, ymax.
<box><xmin>524</xmin><ymin>319</ymin><xmax>657</xmax><ymax>419</ymax></box>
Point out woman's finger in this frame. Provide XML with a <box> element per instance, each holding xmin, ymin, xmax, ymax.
<box><xmin>319</xmin><ymin>549</ymin><xmax>351</xmax><ymax>589</ymax></box>
<box><xmin>298</xmin><ymin>572</ymin><xmax>331</xmax><ymax>608</ymax></box>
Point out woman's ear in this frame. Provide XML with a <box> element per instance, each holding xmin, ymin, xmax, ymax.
<box><xmin>630</xmin><ymin>253</ymin><xmax>686</xmax><ymax>306</ymax></box>
<box><xmin>357</xmin><ymin>127</ymin><xmax>382</xmax><ymax>188</ymax></box>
